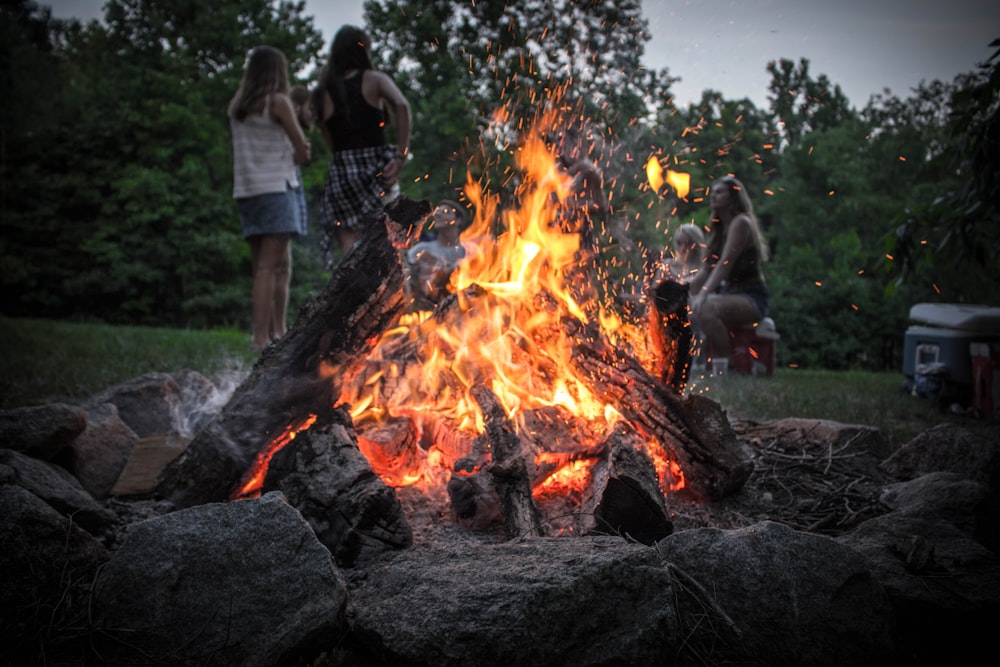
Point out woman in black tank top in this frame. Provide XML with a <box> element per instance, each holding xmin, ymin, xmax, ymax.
<box><xmin>687</xmin><ymin>176</ymin><xmax>770</xmax><ymax>372</ymax></box>
<box><xmin>315</xmin><ymin>25</ymin><xmax>412</xmax><ymax>268</ymax></box>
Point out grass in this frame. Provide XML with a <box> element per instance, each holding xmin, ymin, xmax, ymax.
<box><xmin>0</xmin><ymin>316</ymin><xmax>972</xmax><ymax>448</ymax></box>
<box><xmin>0</xmin><ymin>317</ymin><xmax>257</xmax><ymax>409</ymax></box>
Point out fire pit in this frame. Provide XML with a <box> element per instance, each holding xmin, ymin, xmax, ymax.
<box><xmin>156</xmin><ymin>101</ymin><xmax>752</xmax><ymax>557</ymax></box>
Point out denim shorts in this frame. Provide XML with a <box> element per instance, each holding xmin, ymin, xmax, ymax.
<box><xmin>720</xmin><ymin>283</ymin><xmax>769</xmax><ymax>319</ymax></box>
<box><xmin>236</xmin><ymin>188</ymin><xmax>300</xmax><ymax>239</ymax></box>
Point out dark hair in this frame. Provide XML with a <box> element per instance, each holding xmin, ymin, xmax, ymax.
<box><xmin>318</xmin><ymin>25</ymin><xmax>375</xmax><ymax>129</ymax></box>
<box><xmin>711</xmin><ymin>176</ymin><xmax>769</xmax><ymax>262</ymax></box>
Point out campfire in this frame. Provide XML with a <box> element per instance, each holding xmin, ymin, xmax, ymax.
<box><xmin>156</xmin><ymin>99</ymin><xmax>751</xmax><ymax>552</ymax></box>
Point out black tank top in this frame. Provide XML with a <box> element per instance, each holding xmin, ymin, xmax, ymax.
<box><xmin>325</xmin><ymin>73</ymin><xmax>387</xmax><ymax>151</ymax></box>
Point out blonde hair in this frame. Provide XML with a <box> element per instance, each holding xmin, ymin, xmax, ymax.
<box><xmin>228</xmin><ymin>46</ymin><xmax>290</xmax><ymax>121</ymax></box>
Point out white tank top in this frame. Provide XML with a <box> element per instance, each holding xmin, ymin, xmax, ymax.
<box><xmin>230</xmin><ymin>95</ymin><xmax>299</xmax><ymax>199</ymax></box>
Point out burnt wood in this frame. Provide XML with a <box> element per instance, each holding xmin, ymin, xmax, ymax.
<box><xmin>156</xmin><ymin>196</ymin><xmax>432</xmax><ymax>507</ymax></box>
<box><xmin>471</xmin><ymin>384</ymin><xmax>543</xmax><ymax>539</ymax></box>
<box><xmin>583</xmin><ymin>426</ymin><xmax>673</xmax><ymax>544</ymax></box>
<box><xmin>568</xmin><ymin>318</ymin><xmax>752</xmax><ymax>501</ymax></box>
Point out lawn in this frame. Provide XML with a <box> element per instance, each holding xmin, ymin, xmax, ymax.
<box><xmin>1</xmin><ymin>316</ymin><xmax>971</xmax><ymax>448</ymax></box>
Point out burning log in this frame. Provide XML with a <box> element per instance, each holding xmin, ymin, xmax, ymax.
<box><xmin>156</xmin><ymin>196</ymin><xmax>432</xmax><ymax>508</ymax></box>
<box><xmin>569</xmin><ymin>319</ymin><xmax>752</xmax><ymax>501</ymax></box>
<box><xmin>581</xmin><ymin>425</ymin><xmax>674</xmax><ymax>544</ymax></box>
<box><xmin>261</xmin><ymin>407</ymin><xmax>413</xmax><ymax>566</ymax></box>
<box><xmin>471</xmin><ymin>384</ymin><xmax>543</xmax><ymax>539</ymax></box>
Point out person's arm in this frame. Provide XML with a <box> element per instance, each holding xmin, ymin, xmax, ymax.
<box><xmin>371</xmin><ymin>70</ymin><xmax>411</xmax><ymax>185</ymax></box>
<box><xmin>690</xmin><ymin>215</ymin><xmax>753</xmax><ymax>307</ymax></box>
<box><xmin>271</xmin><ymin>92</ymin><xmax>311</xmax><ymax>165</ymax></box>
<box><xmin>316</xmin><ymin>90</ymin><xmax>335</xmax><ymax>152</ymax></box>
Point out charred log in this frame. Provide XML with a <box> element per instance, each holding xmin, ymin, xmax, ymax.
<box><xmin>583</xmin><ymin>426</ymin><xmax>673</xmax><ymax>544</ymax></box>
<box><xmin>156</xmin><ymin>196</ymin><xmax>432</xmax><ymax>507</ymax></box>
<box><xmin>262</xmin><ymin>407</ymin><xmax>413</xmax><ymax>567</ymax></box>
<box><xmin>569</xmin><ymin>319</ymin><xmax>752</xmax><ymax>501</ymax></box>
<box><xmin>471</xmin><ymin>384</ymin><xmax>543</xmax><ymax>539</ymax></box>
<box><xmin>648</xmin><ymin>279</ymin><xmax>694</xmax><ymax>393</ymax></box>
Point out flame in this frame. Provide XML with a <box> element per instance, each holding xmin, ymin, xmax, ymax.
<box><xmin>645</xmin><ymin>155</ymin><xmax>690</xmax><ymax>199</ymax></box>
<box><xmin>331</xmin><ymin>97</ymin><xmax>690</xmax><ymax>499</ymax></box>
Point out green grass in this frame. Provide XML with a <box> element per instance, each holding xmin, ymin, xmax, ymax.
<box><xmin>686</xmin><ymin>367</ymin><xmax>968</xmax><ymax>447</ymax></box>
<box><xmin>1</xmin><ymin>316</ymin><xmax>968</xmax><ymax>447</ymax></box>
<box><xmin>0</xmin><ymin>317</ymin><xmax>257</xmax><ymax>409</ymax></box>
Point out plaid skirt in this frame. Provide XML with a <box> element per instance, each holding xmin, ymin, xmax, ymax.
<box><xmin>319</xmin><ymin>145</ymin><xmax>397</xmax><ymax>267</ymax></box>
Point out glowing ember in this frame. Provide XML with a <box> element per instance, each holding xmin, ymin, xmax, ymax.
<box><xmin>233</xmin><ymin>414</ymin><xmax>317</xmax><ymax>500</ymax></box>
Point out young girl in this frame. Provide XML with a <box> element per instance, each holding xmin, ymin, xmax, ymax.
<box><xmin>229</xmin><ymin>46</ymin><xmax>310</xmax><ymax>352</ymax></box>
<box><xmin>316</xmin><ymin>25</ymin><xmax>411</xmax><ymax>268</ymax></box>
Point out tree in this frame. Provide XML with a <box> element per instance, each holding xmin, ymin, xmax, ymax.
<box><xmin>882</xmin><ymin>39</ymin><xmax>1000</xmax><ymax>305</ymax></box>
<box><xmin>767</xmin><ymin>57</ymin><xmax>853</xmax><ymax>148</ymax></box>
<box><xmin>0</xmin><ymin>0</ymin><xmax>324</xmax><ymax>326</ymax></box>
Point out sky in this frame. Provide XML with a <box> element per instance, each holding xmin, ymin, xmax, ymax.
<box><xmin>47</xmin><ymin>0</ymin><xmax>1000</xmax><ymax>108</ymax></box>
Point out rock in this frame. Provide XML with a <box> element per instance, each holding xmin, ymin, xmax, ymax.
<box><xmin>81</xmin><ymin>371</ymin><xmax>184</xmax><ymax>437</ymax></box>
<box><xmin>0</xmin><ymin>484</ymin><xmax>109</xmax><ymax>664</ymax></box>
<box><xmin>0</xmin><ymin>448</ymin><xmax>116</xmax><ymax>536</ymax></box>
<box><xmin>0</xmin><ymin>402</ymin><xmax>86</xmax><ymax>460</ymax></box>
<box><xmin>55</xmin><ymin>401</ymin><xmax>137</xmax><ymax>499</ymax></box>
<box><xmin>658</xmin><ymin>521</ymin><xmax>896</xmax><ymax>666</ymax></box>
<box><xmin>90</xmin><ymin>491</ymin><xmax>348</xmax><ymax>666</ymax></box>
<box><xmin>839</xmin><ymin>511</ymin><xmax>1000</xmax><ymax>665</ymax></box>
<box><xmin>346</xmin><ymin>536</ymin><xmax>678</xmax><ymax>666</ymax></box>
<box><xmin>881</xmin><ymin>423</ymin><xmax>1000</xmax><ymax>486</ymax></box>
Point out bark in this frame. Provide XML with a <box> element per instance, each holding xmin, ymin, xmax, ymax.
<box><xmin>569</xmin><ymin>319</ymin><xmax>752</xmax><ymax>501</ymax></box>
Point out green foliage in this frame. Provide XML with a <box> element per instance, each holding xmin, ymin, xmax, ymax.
<box><xmin>881</xmin><ymin>40</ymin><xmax>1000</xmax><ymax>304</ymax></box>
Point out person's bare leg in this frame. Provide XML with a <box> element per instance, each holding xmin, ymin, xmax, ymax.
<box><xmin>266</xmin><ymin>235</ymin><xmax>292</xmax><ymax>341</ymax></box>
<box><xmin>250</xmin><ymin>234</ymin><xmax>291</xmax><ymax>345</ymax></box>
<box><xmin>693</xmin><ymin>294</ymin><xmax>761</xmax><ymax>357</ymax></box>
<box><xmin>337</xmin><ymin>227</ymin><xmax>358</xmax><ymax>258</ymax></box>
<box><xmin>248</xmin><ymin>235</ymin><xmax>271</xmax><ymax>352</ymax></box>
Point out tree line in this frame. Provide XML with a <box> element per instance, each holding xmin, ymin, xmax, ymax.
<box><xmin>2</xmin><ymin>0</ymin><xmax>997</xmax><ymax>371</ymax></box>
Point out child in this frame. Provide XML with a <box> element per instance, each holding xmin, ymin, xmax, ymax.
<box><xmin>289</xmin><ymin>85</ymin><xmax>314</xmax><ymax>236</ymax></box>
<box><xmin>228</xmin><ymin>46</ymin><xmax>311</xmax><ymax>351</ymax></box>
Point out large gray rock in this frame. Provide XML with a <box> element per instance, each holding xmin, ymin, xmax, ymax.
<box><xmin>91</xmin><ymin>491</ymin><xmax>347</xmax><ymax>666</ymax></box>
<box><xmin>658</xmin><ymin>521</ymin><xmax>896</xmax><ymax>666</ymax></box>
<box><xmin>839</xmin><ymin>473</ymin><xmax>1000</xmax><ymax>665</ymax></box>
<box><xmin>346</xmin><ymin>536</ymin><xmax>678</xmax><ymax>666</ymax></box>
<box><xmin>56</xmin><ymin>401</ymin><xmax>136</xmax><ymax>499</ymax></box>
<box><xmin>0</xmin><ymin>484</ymin><xmax>109</xmax><ymax>664</ymax></box>
<box><xmin>81</xmin><ymin>371</ymin><xmax>184</xmax><ymax>437</ymax></box>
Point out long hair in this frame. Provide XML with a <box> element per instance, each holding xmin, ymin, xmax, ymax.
<box><xmin>711</xmin><ymin>176</ymin><xmax>769</xmax><ymax>262</ymax></box>
<box><xmin>228</xmin><ymin>45</ymin><xmax>289</xmax><ymax>121</ymax></box>
<box><xmin>318</xmin><ymin>25</ymin><xmax>375</xmax><ymax>97</ymax></box>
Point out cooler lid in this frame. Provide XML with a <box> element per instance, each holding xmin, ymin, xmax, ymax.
<box><xmin>909</xmin><ymin>303</ymin><xmax>1000</xmax><ymax>334</ymax></box>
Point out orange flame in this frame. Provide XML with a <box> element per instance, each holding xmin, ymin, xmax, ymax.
<box><xmin>645</xmin><ymin>155</ymin><xmax>691</xmax><ymax>199</ymax></box>
<box><xmin>333</xmin><ymin>98</ymin><xmax>687</xmax><ymax>499</ymax></box>
<box><xmin>233</xmin><ymin>414</ymin><xmax>318</xmax><ymax>500</ymax></box>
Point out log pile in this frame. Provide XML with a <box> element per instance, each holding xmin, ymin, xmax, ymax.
<box><xmin>155</xmin><ymin>191</ymin><xmax>751</xmax><ymax>542</ymax></box>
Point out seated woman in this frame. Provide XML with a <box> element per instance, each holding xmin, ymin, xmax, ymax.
<box><xmin>688</xmin><ymin>176</ymin><xmax>770</xmax><ymax>375</ymax></box>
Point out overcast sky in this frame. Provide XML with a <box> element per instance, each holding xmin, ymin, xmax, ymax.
<box><xmin>48</xmin><ymin>0</ymin><xmax>999</xmax><ymax>108</ymax></box>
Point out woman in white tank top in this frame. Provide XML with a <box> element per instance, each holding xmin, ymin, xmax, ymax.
<box><xmin>228</xmin><ymin>46</ymin><xmax>311</xmax><ymax>352</ymax></box>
